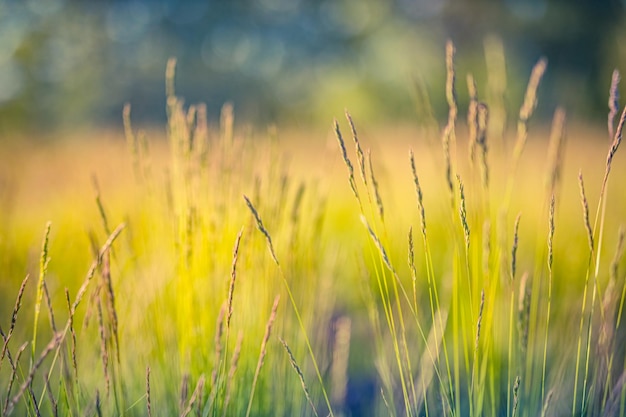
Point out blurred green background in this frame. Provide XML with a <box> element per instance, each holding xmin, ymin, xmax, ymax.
<box><xmin>0</xmin><ymin>0</ymin><xmax>624</xmax><ymax>132</ymax></box>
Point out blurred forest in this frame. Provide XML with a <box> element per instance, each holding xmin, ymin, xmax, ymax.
<box><xmin>0</xmin><ymin>0</ymin><xmax>624</xmax><ymax>132</ymax></box>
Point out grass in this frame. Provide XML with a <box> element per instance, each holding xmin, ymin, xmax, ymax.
<box><xmin>1</xmin><ymin>42</ymin><xmax>626</xmax><ymax>416</ymax></box>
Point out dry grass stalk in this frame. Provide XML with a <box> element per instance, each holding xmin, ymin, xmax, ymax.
<box><xmin>2</xmin><ymin>341</ymin><xmax>28</xmax><ymax>415</ymax></box>
<box><xmin>65</xmin><ymin>288</ymin><xmax>78</xmax><ymax>380</ymax></box>
<box><xmin>466</xmin><ymin>75</ymin><xmax>490</xmax><ymax>188</ymax></box>
<box><xmin>601</xmin><ymin>226</ymin><xmax>625</xmax><ymax>327</ymax></box>
<box><xmin>243</xmin><ymin>195</ymin><xmax>279</xmax><ymax>265</ymax></box>
<box><xmin>280</xmin><ymin>337</ymin><xmax>320</xmax><ymax>417</ymax></box>
<box><xmin>442</xmin><ymin>41</ymin><xmax>458</xmax><ymax>199</ymax></box>
<box><xmin>211</xmin><ymin>303</ymin><xmax>227</xmax><ymax>388</ymax></box>
<box><xmin>380</xmin><ymin>387</ymin><xmax>393</xmax><ymax>415</ymax></box>
<box><xmin>42</xmin><ymin>281</ymin><xmax>57</xmax><ymax>334</ymax></box>
<box><xmin>33</xmin><ymin>222</ymin><xmax>52</xmax><ymax>361</ymax></box>
<box><xmin>227</xmin><ymin>228</ymin><xmax>244</xmax><ymax>329</ymax></box>
<box><xmin>179</xmin><ymin>373</ymin><xmax>190</xmax><ymax>414</ymax></box>
<box><xmin>607</xmin><ymin>227</ymin><xmax>625</xmax><ymax>332</ymax></box>
<box><xmin>345</xmin><ymin>110</ymin><xmax>367</xmax><ymax>186</ymax></box>
<box><xmin>511</xmin><ymin>213</ymin><xmax>522</xmax><ymax>280</ymax></box>
<box><xmin>476</xmin><ymin>103</ymin><xmax>490</xmax><ymax>187</ymax></box>
<box><xmin>96</xmin><ymin>297</ymin><xmax>110</xmax><ymax>396</ymax></box>
<box><xmin>518</xmin><ymin>272</ymin><xmax>530</xmax><ymax>356</ymax></box>
<box><xmin>102</xmin><ymin>249</ymin><xmax>119</xmax><ymax>364</ymax></box>
<box><xmin>409</xmin><ymin>150</ymin><xmax>427</xmax><ymax>239</ymax></box>
<box><xmin>44</xmin><ymin>372</ymin><xmax>58</xmax><ymax>417</ymax></box>
<box><xmin>367</xmin><ymin>150</ymin><xmax>384</xmax><ymax>221</ymax></box>
<box><xmin>95</xmin><ymin>389</ymin><xmax>102</xmax><ymax>417</ymax></box>
<box><xmin>361</xmin><ymin>215</ymin><xmax>394</xmax><ymax>274</ymax></box>
<box><xmin>602</xmin><ymin>104</ymin><xmax>626</xmax><ymax>196</ymax></box>
<box><xmin>548</xmin><ymin>195</ymin><xmax>556</xmax><ymax>271</ymax></box>
<box><xmin>542</xmin><ymin>198</ymin><xmax>555</xmax><ymax>407</ymax></box>
<box><xmin>146</xmin><ymin>366</ymin><xmax>152</xmax><ymax>417</ymax></box>
<box><xmin>541</xmin><ymin>388</ymin><xmax>554</xmax><ymax>417</ymax></box>
<box><xmin>597</xmin><ymin>227</ymin><xmax>626</xmax><ymax>404</ymax></box>
<box><xmin>245</xmin><ymin>295</ymin><xmax>280</xmax><ymax>417</ymax></box>
<box><xmin>545</xmin><ymin>108</ymin><xmax>567</xmax><ymax>196</ymax></box>
<box><xmin>457</xmin><ymin>175</ymin><xmax>470</xmax><ymax>250</ymax></box>
<box><xmin>334</xmin><ymin>120</ymin><xmax>360</xmax><ymax>203</ymax></box>
<box><xmin>471</xmin><ymin>290</ymin><xmax>486</xmax><ymax>396</ymax></box>
<box><xmin>443</xmin><ymin>134</ymin><xmax>454</xmax><ymax>203</ymax></box>
<box><xmin>578</xmin><ymin>172</ymin><xmax>594</xmax><ymax>252</ymax></box>
<box><xmin>514</xmin><ymin>58</ymin><xmax>547</xmax><ymax>161</ymax></box>
<box><xmin>512</xmin><ymin>375</ymin><xmax>521</xmax><ymax>417</ymax></box>
<box><xmin>28</xmin><ymin>385</ymin><xmax>41</xmax><ymax>417</ymax></box>
<box><xmin>467</xmin><ymin>73</ymin><xmax>479</xmax><ymax>163</ymax></box>
<box><xmin>73</xmin><ymin>224</ymin><xmax>125</xmax><ymax>315</ymax></box>
<box><xmin>6</xmin><ymin>333</ymin><xmax>63</xmax><ymax>415</ymax></box>
<box><xmin>94</xmin><ymin>182</ymin><xmax>111</xmax><ymax>237</ymax></box>
<box><xmin>608</xmin><ymin>69</ymin><xmax>621</xmax><ymax>141</ymax></box>
<box><xmin>181</xmin><ymin>375</ymin><xmax>205</xmax><ymax>417</ymax></box>
<box><xmin>331</xmin><ymin>316</ymin><xmax>351</xmax><ymax>409</ymax></box>
<box><xmin>408</xmin><ymin>227</ymin><xmax>418</xmax><ymax>309</ymax></box>
<box><xmin>445</xmin><ymin>40</ymin><xmax>458</xmax><ymax>128</ymax></box>
<box><xmin>0</xmin><ymin>274</ymin><xmax>29</xmax><ymax>371</ymax></box>
<box><xmin>222</xmin><ymin>331</ymin><xmax>243</xmax><ymax>417</ymax></box>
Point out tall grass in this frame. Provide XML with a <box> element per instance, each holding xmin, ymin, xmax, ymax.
<box><xmin>1</xmin><ymin>42</ymin><xmax>626</xmax><ymax>417</ymax></box>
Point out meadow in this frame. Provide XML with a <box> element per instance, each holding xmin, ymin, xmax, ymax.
<box><xmin>1</xmin><ymin>43</ymin><xmax>626</xmax><ymax>416</ymax></box>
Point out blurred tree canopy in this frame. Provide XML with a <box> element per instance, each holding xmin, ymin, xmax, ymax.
<box><xmin>0</xmin><ymin>0</ymin><xmax>624</xmax><ymax>133</ymax></box>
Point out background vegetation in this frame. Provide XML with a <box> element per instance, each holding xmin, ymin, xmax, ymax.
<box><xmin>1</xmin><ymin>0</ymin><xmax>626</xmax><ymax>130</ymax></box>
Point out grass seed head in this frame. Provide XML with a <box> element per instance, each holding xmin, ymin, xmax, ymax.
<box><xmin>244</xmin><ymin>195</ymin><xmax>279</xmax><ymax>265</ymax></box>
<box><xmin>409</xmin><ymin>150</ymin><xmax>427</xmax><ymax>239</ymax></box>
<box><xmin>518</xmin><ymin>272</ymin><xmax>531</xmax><ymax>356</ymax></box>
<box><xmin>227</xmin><ymin>228</ymin><xmax>244</xmax><ymax>329</ymax></box>
<box><xmin>514</xmin><ymin>58</ymin><xmax>547</xmax><ymax>162</ymax></box>
<box><xmin>367</xmin><ymin>150</ymin><xmax>384</xmax><ymax>221</ymax></box>
<box><xmin>608</xmin><ymin>69</ymin><xmax>621</xmax><ymax>141</ymax></box>
<box><xmin>578</xmin><ymin>171</ymin><xmax>594</xmax><ymax>252</ymax></box>
<box><xmin>548</xmin><ymin>195</ymin><xmax>556</xmax><ymax>270</ymax></box>
<box><xmin>457</xmin><ymin>175</ymin><xmax>470</xmax><ymax>249</ymax></box>
<box><xmin>511</xmin><ymin>213</ymin><xmax>522</xmax><ymax>280</ymax></box>
<box><xmin>280</xmin><ymin>337</ymin><xmax>320</xmax><ymax>417</ymax></box>
<box><xmin>476</xmin><ymin>102</ymin><xmax>490</xmax><ymax>187</ymax></box>
<box><xmin>334</xmin><ymin>120</ymin><xmax>360</xmax><ymax>203</ymax></box>
<box><xmin>146</xmin><ymin>367</ymin><xmax>152</xmax><ymax>417</ymax></box>
<box><xmin>345</xmin><ymin>110</ymin><xmax>367</xmax><ymax>186</ymax></box>
<box><xmin>512</xmin><ymin>375</ymin><xmax>521</xmax><ymax>417</ymax></box>
<box><xmin>546</xmin><ymin>108</ymin><xmax>567</xmax><ymax>196</ymax></box>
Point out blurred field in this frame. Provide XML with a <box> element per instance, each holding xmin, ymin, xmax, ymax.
<box><xmin>1</xmin><ymin>111</ymin><xmax>625</xmax><ymax>415</ymax></box>
<box><xmin>1</xmin><ymin>48</ymin><xmax>626</xmax><ymax>417</ymax></box>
